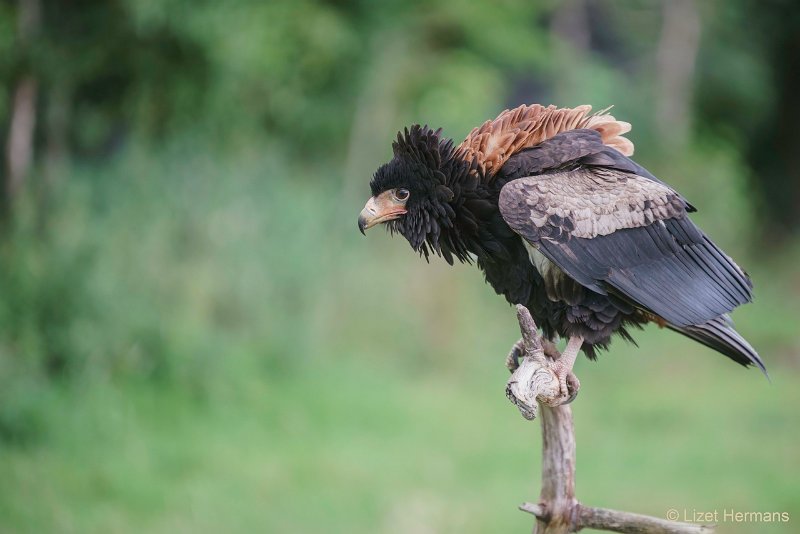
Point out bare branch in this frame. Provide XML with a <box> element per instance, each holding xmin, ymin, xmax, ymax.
<box><xmin>535</xmin><ymin>404</ymin><xmax>577</xmax><ymax>533</ymax></box>
<box><xmin>577</xmin><ymin>505</ymin><xmax>714</xmax><ymax>534</ymax></box>
<box><xmin>516</xmin><ymin>304</ymin><xmax>543</xmax><ymax>358</ymax></box>
<box><xmin>508</xmin><ymin>305</ymin><xmax>714</xmax><ymax>533</ymax></box>
<box><xmin>520</xmin><ymin>502</ymin><xmax>714</xmax><ymax>534</ymax></box>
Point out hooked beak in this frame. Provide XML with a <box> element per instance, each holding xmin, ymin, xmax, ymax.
<box><xmin>358</xmin><ymin>194</ymin><xmax>407</xmax><ymax>235</ymax></box>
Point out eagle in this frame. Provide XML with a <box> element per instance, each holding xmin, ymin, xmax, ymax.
<box><xmin>358</xmin><ymin>104</ymin><xmax>764</xmax><ymax>399</ymax></box>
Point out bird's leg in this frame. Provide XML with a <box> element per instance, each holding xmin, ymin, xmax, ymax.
<box><xmin>540</xmin><ymin>337</ymin><xmax>561</xmax><ymax>360</ymax></box>
<box><xmin>528</xmin><ymin>335</ymin><xmax>579</xmax><ymax>402</ymax></box>
<box><xmin>552</xmin><ymin>336</ymin><xmax>583</xmax><ymax>402</ymax></box>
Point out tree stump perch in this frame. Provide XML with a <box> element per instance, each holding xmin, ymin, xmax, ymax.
<box><xmin>505</xmin><ymin>305</ymin><xmax>714</xmax><ymax>534</ymax></box>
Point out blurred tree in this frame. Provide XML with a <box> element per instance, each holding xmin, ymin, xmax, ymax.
<box><xmin>0</xmin><ymin>0</ymin><xmax>796</xmax><ymax>454</ymax></box>
<box><xmin>3</xmin><ymin>0</ymin><xmax>39</xmax><ymax>210</ymax></box>
<box><xmin>0</xmin><ymin>0</ymin><xmax>794</xmax><ymax>374</ymax></box>
<box><xmin>695</xmin><ymin>0</ymin><xmax>800</xmax><ymax>243</ymax></box>
<box><xmin>655</xmin><ymin>0</ymin><xmax>699</xmax><ymax>148</ymax></box>
<box><xmin>0</xmin><ymin>0</ymin><xmax>795</xmax><ymax>241</ymax></box>
<box><xmin>742</xmin><ymin>1</ymin><xmax>800</xmax><ymax>242</ymax></box>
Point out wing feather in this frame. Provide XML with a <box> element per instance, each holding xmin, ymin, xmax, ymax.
<box><xmin>456</xmin><ymin>104</ymin><xmax>634</xmax><ymax>180</ymax></box>
<box><xmin>499</xmin><ymin>165</ymin><xmax>753</xmax><ymax>328</ymax></box>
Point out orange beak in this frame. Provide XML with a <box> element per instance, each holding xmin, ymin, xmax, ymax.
<box><xmin>358</xmin><ymin>192</ymin><xmax>407</xmax><ymax>234</ymax></box>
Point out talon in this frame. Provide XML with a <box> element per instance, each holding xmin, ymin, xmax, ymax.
<box><xmin>558</xmin><ymin>377</ymin><xmax>570</xmax><ymax>399</ymax></box>
<box><xmin>564</xmin><ymin>372</ymin><xmax>580</xmax><ymax>404</ymax></box>
<box><xmin>505</xmin><ymin>338</ymin><xmax>524</xmax><ymax>373</ymax></box>
<box><xmin>505</xmin><ymin>351</ymin><xmax>519</xmax><ymax>373</ymax></box>
<box><xmin>548</xmin><ymin>335</ymin><xmax>583</xmax><ymax>405</ymax></box>
<box><xmin>553</xmin><ymin>370</ymin><xmax>580</xmax><ymax>405</ymax></box>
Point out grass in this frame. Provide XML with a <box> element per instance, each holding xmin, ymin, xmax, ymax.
<box><xmin>0</xmin><ymin>338</ymin><xmax>797</xmax><ymax>533</ymax></box>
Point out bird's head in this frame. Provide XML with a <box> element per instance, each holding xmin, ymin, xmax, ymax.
<box><xmin>358</xmin><ymin>125</ymin><xmax>470</xmax><ymax>263</ymax></box>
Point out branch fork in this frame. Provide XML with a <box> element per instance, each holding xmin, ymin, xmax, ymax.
<box><xmin>505</xmin><ymin>304</ymin><xmax>713</xmax><ymax>534</ymax></box>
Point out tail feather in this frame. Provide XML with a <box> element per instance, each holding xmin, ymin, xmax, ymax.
<box><xmin>668</xmin><ymin>315</ymin><xmax>767</xmax><ymax>376</ymax></box>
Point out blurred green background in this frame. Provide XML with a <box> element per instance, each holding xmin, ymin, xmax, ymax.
<box><xmin>0</xmin><ymin>0</ymin><xmax>798</xmax><ymax>532</ymax></box>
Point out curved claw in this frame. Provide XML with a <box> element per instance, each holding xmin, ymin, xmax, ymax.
<box><xmin>563</xmin><ymin>373</ymin><xmax>581</xmax><ymax>404</ymax></box>
<box><xmin>506</xmin><ymin>338</ymin><xmax>525</xmax><ymax>373</ymax></box>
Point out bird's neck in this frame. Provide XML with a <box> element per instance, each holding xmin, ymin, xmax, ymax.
<box><xmin>435</xmin><ymin>148</ymin><xmax>513</xmax><ymax>263</ymax></box>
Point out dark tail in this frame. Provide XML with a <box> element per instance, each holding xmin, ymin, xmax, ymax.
<box><xmin>668</xmin><ymin>315</ymin><xmax>767</xmax><ymax>376</ymax></box>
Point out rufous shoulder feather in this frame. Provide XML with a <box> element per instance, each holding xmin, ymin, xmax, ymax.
<box><xmin>456</xmin><ymin>104</ymin><xmax>634</xmax><ymax>179</ymax></box>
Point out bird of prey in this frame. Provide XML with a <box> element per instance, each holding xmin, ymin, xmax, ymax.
<box><xmin>358</xmin><ymin>104</ymin><xmax>764</xmax><ymax>399</ymax></box>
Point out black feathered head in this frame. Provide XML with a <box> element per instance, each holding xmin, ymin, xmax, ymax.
<box><xmin>358</xmin><ymin>125</ymin><xmax>472</xmax><ymax>264</ymax></box>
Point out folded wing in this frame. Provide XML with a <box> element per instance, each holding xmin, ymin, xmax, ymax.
<box><xmin>498</xmin><ymin>136</ymin><xmax>753</xmax><ymax>328</ymax></box>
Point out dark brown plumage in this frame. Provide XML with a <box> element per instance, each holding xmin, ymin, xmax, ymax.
<box><xmin>358</xmin><ymin>104</ymin><xmax>764</xmax><ymax>374</ymax></box>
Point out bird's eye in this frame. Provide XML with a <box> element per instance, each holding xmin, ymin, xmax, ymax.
<box><xmin>394</xmin><ymin>188</ymin><xmax>410</xmax><ymax>202</ymax></box>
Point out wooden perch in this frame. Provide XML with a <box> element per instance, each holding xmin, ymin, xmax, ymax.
<box><xmin>506</xmin><ymin>305</ymin><xmax>714</xmax><ymax>534</ymax></box>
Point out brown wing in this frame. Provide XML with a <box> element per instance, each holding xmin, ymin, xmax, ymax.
<box><xmin>500</xmin><ymin>167</ymin><xmax>685</xmax><ymax>239</ymax></box>
<box><xmin>456</xmin><ymin>104</ymin><xmax>634</xmax><ymax>180</ymax></box>
<box><xmin>498</xmin><ymin>166</ymin><xmax>753</xmax><ymax>328</ymax></box>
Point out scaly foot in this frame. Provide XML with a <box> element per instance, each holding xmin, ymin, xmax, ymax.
<box><xmin>551</xmin><ymin>336</ymin><xmax>584</xmax><ymax>403</ymax></box>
